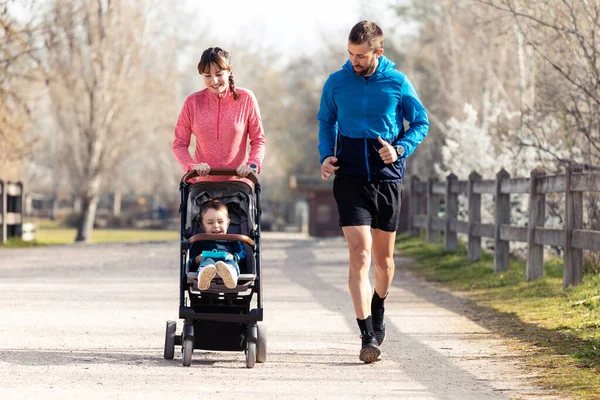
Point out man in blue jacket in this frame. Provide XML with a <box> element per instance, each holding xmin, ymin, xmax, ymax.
<box><xmin>318</xmin><ymin>20</ymin><xmax>429</xmax><ymax>363</ymax></box>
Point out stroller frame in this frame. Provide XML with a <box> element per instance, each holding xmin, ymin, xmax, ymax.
<box><xmin>163</xmin><ymin>169</ymin><xmax>266</xmax><ymax>368</ymax></box>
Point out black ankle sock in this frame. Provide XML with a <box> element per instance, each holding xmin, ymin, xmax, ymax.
<box><xmin>372</xmin><ymin>291</ymin><xmax>387</xmax><ymax>309</ymax></box>
<box><xmin>357</xmin><ymin>316</ymin><xmax>374</xmax><ymax>336</ymax></box>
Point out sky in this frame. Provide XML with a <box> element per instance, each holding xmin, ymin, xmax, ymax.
<box><xmin>183</xmin><ymin>0</ymin><xmax>401</xmax><ymax>59</ymax></box>
<box><xmin>8</xmin><ymin>0</ymin><xmax>406</xmax><ymax>62</ymax></box>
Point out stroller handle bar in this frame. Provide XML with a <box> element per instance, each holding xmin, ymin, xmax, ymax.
<box><xmin>189</xmin><ymin>233</ymin><xmax>255</xmax><ymax>246</ymax></box>
<box><xmin>181</xmin><ymin>168</ymin><xmax>259</xmax><ymax>185</ymax></box>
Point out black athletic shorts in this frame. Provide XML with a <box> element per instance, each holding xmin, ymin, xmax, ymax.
<box><xmin>332</xmin><ymin>175</ymin><xmax>403</xmax><ymax>232</ymax></box>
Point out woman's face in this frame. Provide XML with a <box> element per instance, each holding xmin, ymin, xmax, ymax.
<box><xmin>201</xmin><ymin>63</ymin><xmax>230</xmax><ymax>95</ymax></box>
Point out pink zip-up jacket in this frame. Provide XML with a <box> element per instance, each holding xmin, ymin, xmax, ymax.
<box><xmin>172</xmin><ymin>87</ymin><xmax>266</xmax><ymax>183</ymax></box>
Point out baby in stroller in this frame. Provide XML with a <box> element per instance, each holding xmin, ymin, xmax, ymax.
<box><xmin>164</xmin><ymin>169</ymin><xmax>265</xmax><ymax>368</ymax></box>
<box><xmin>189</xmin><ymin>199</ymin><xmax>246</xmax><ymax>290</ymax></box>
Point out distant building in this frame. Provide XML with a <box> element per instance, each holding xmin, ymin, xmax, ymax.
<box><xmin>289</xmin><ymin>175</ymin><xmax>342</xmax><ymax>237</ymax></box>
<box><xmin>290</xmin><ymin>175</ymin><xmax>411</xmax><ymax>237</ymax></box>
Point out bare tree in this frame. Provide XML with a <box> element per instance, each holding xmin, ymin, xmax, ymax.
<box><xmin>388</xmin><ymin>0</ymin><xmax>527</xmax><ymax>179</ymax></box>
<box><xmin>0</xmin><ymin>0</ymin><xmax>42</xmax><ymax>173</ymax></box>
<box><xmin>42</xmin><ymin>0</ymin><xmax>168</xmax><ymax>242</ymax></box>
<box><xmin>479</xmin><ymin>0</ymin><xmax>600</xmax><ymax>169</ymax></box>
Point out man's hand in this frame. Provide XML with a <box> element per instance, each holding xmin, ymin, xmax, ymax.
<box><xmin>377</xmin><ymin>137</ymin><xmax>398</xmax><ymax>164</ymax></box>
<box><xmin>321</xmin><ymin>156</ymin><xmax>339</xmax><ymax>180</ymax></box>
<box><xmin>193</xmin><ymin>163</ymin><xmax>211</xmax><ymax>176</ymax></box>
<box><xmin>226</xmin><ymin>253</ymin><xmax>234</xmax><ymax>261</ymax></box>
<box><xmin>236</xmin><ymin>165</ymin><xmax>256</xmax><ymax>178</ymax></box>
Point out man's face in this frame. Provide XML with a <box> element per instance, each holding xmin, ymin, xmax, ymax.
<box><xmin>348</xmin><ymin>42</ymin><xmax>383</xmax><ymax>77</ymax></box>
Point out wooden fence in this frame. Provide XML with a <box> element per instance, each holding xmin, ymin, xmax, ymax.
<box><xmin>408</xmin><ymin>166</ymin><xmax>600</xmax><ymax>288</ymax></box>
<box><xmin>0</xmin><ymin>180</ymin><xmax>24</xmax><ymax>243</ymax></box>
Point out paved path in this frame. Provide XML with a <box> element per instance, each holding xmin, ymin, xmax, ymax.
<box><xmin>0</xmin><ymin>233</ymin><xmax>561</xmax><ymax>399</ymax></box>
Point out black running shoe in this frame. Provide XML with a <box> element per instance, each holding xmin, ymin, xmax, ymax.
<box><xmin>359</xmin><ymin>333</ymin><xmax>381</xmax><ymax>363</ymax></box>
<box><xmin>372</xmin><ymin>303</ymin><xmax>386</xmax><ymax>346</ymax></box>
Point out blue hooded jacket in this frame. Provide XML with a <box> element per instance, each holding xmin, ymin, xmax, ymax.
<box><xmin>317</xmin><ymin>55</ymin><xmax>429</xmax><ymax>182</ymax></box>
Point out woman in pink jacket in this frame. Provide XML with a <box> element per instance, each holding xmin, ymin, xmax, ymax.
<box><xmin>172</xmin><ymin>47</ymin><xmax>266</xmax><ymax>182</ymax></box>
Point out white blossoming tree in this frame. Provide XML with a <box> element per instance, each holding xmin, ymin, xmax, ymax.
<box><xmin>435</xmin><ymin>102</ymin><xmax>583</xmax><ymax>253</ymax></box>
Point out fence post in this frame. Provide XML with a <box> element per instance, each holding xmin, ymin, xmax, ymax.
<box><xmin>419</xmin><ymin>181</ymin><xmax>427</xmax><ymax>222</ymax></box>
<box><xmin>445</xmin><ymin>173</ymin><xmax>458</xmax><ymax>251</ymax></box>
<box><xmin>409</xmin><ymin>176</ymin><xmax>420</xmax><ymax>237</ymax></box>
<box><xmin>14</xmin><ymin>182</ymin><xmax>24</xmax><ymax>238</ymax></box>
<box><xmin>0</xmin><ymin>180</ymin><xmax>5</xmax><ymax>243</ymax></box>
<box><xmin>427</xmin><ymin>176</ymin><xmax>439</xmax><ymax>244</ymax></box>
<box><xmin>112</xmin><ymin>190</ymin><xmax>122</xmax><ymax>217</ymax></box>
<box><xmin>494</xmin><ymin>169</ymin><xmax>511</xmax><ymax>272</ymax></box>
<box><xmin>564</xmin><ymin>165</ymin><xmax>583</xmax><ymax>287</ymax></box>
<box><xmin>526</xmin><ymin>167</ymin><xmax>546</xmax><ymax>280</ymax></box>
<box><xmin>51</xmin><ymin>195</ymin><xmax>59</xmax><ymax>220</ymax></box>
<box><xmin>73</xmin><ymin>195</ymin><xmax>82</xmax><ymax>213</ymax></box>
<box><xmin>24</xmin><ymin>193</ymin><xmax>32</xmax><ymax>217</ymax></box>
<box><xmin>468</xmin><ymin>171</ymin><xmax>482</xmax><ymax>261</ymax></box>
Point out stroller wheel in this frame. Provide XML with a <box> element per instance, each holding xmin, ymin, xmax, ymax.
<box><xmin>256</xmin><ymin>322</ymin><xmax>267</xmax><ymax>363</ymax></box>
<box><xmin>245</xmin><ymin>342</ymin><xmax>256</xmax><ymax>368</ymax></box>
<box><xmin>164</xmin><ymin>320</ymin><xmax>177</xmax><ymax>360</ymax></box>
<box><xmin>182</xmin><ymin>338</ymin><xmax>193</xmax><ymax>367</ymax></box>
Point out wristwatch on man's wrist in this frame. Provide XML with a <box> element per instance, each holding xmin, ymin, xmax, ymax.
<box><xmin>395</xmin><ymin>145</ymin><xmax>405</xmax><ymax>158</ymax></box>
<box><xmin>249</xmin><ymin>163</ymin><xmax>258</xmax><ymax>173</ymax></box>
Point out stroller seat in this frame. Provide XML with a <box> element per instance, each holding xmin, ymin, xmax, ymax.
<box><xmin>185</xmin><ymin>180</ymin><xmax>258</xmax><ymax>293</ymax></box>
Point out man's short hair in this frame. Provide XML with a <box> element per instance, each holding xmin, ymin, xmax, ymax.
<box><xmin>348</xmin><ymin>20</ymin><xmax>384</xmax><ymax>51</ymax></box>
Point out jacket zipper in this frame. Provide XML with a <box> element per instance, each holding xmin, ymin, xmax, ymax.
<box><xmin>217</xmin><ymin>97</ymin><xmax>221</xmax><ymax>140</ymax></box>
<box><xmin>362</xmin><ymin>78</ymin><xmax>371</xmax><ymax>182</ymax></box>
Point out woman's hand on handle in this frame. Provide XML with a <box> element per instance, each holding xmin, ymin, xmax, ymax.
<box><xmin>193</xmin><ymin>163</ymin><xmax>211</xmax><ymax>177</ymax></box>
<box><xmin>236</xmin><ymin>165</ymin><xmax>257</xmax><ymax>178</ymax></box>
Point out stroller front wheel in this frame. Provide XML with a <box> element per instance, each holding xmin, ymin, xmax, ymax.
<box><xmin>256</xmin><ymin>322</ymin><xmax>267</xmax><ymax>363</ymax></box>
<box><xmin>182</xmin><ymin>338</ymin><xmax>193</xmax><ymax>367</ymax></box>
<box><xmin>164</xmin><ymin>320</ymin><xmax>177</xmax><ymax>360</ymax></box>
<box><xmin>245</xmin><ymin>342</ymin><xmax>256</xmax><ymax>368</ymax></box>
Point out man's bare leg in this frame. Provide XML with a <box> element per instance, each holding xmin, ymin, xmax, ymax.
<box><xmin>342</xmin><ymin>225</ymin><xmax>381</xmax><ymax>363</ymax></box>
<box><xmin>342</xmin><ymin>225</ymin><xmax>372</xmax><ymax>319</ymax></box>
<box><xmin>371</xmin><ymin>229</ymin><xmax>396</xmax><ymax>297</ymax></box>
<box><xmin>370</xmin><ymin>229</ymin><xmax>397</xmax><ymax>345</ymax></box>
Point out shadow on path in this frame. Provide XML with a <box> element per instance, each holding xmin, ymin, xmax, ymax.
<box><xmin>275</xmin><ymin>236</ymin><xmax>525</xmax><ymax>400</ymax></box>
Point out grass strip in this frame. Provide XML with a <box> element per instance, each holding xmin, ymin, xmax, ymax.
<box><xmin>397</xmin><ymin>233</ymin><xmax>600</xmax><ymax>400</ymax></box>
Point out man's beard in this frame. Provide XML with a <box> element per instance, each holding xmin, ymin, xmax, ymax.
<box><xmin>353</xmin><ymin>58</ymin><xmax>377</xmax><ymax>77</ymax></box>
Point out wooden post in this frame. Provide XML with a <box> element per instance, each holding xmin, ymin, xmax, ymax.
<box><xmin>468</xmin><ymin>171</ymin><xmax>482</xmax><ymax>261</ymax></box>
<box><xmin>24</xmin><ymin>193</ymin><xmax>32</xmax><ymax>217</ymax></box>
<box><xmin>14</xmin><ymin>182</ymin><xmax>23</xmax><ymax>238</ymax></box>
<box><xmin>564</xmin><ymin>165</ymin><xmax>583</xmax><ymax>287</ymax></box>
<box><xmin>427</xmin><ymin>176</ymin><xmax>439</xmax><ymax>244</ymax></box>
<box><xmin>409</xmin><ymin>175</ymin><xmax>420</xmax><ymax>237</ymax></box>
<box><xmin>152</xmin><ymin>193</ymin><xmax>160</xmax><ymax>218</ymax></box>
<box><xmin>50</xmin><ymin>196</ymin><xmax>59</xmax><ymax>221</ymax></box>
<box><xmin>112</xmin><ymin>190</ymin><xmax>121</xmax><ymax>217</ymax></box>
<box><xmin>0</xmin><ymin>180</ymin><xmax>5</xmax><ymax>243</ymax></box>
<box><xmin>526</xmin><ymin>167</ymin><xmax>546</xmax><ymax>281</ymax></box>
<box><xmin>418</xmin><ymin>181</ymin><xmax>426</xmax><ymax>221</ymax></box>
<box><xmin>73</xmin><ymin>195</ymin><xmax>82</xmax><ymax>213</ymax></box>
<box><xmin>444</xmin><ymin>173</ymin><xmax>458</xmax><ymax>251</ymax></box>
<box><xmin>494</xmin><ymin>169</ymin><xmax>511</xmax><ymax>272</ymax></box>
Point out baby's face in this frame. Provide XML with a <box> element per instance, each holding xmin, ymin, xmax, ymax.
<box><xmin>201</xmin><ymin>208</ymin><xmax>230</xmax><ymax>234</ymax></box>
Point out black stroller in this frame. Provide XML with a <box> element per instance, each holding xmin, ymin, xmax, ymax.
<box><xmin>163</xmin><ymin>169</ymin><xmax>266</xmax><ymax>368</ymax></box>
